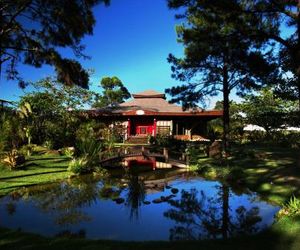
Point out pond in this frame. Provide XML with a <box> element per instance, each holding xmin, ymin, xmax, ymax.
<box><xmin>0</xmin><ymin>162</ymin><xmax>280</xmax><ymax>241</ymax></box>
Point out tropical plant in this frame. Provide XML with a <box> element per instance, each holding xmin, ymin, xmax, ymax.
<box><xmin>2</xmin><ymin>149</ymin><xmax>25</xmax><ymax>170</ymax></box>
<box><xmin>75</xmin><ymin>122</ymin><xmax>104</xmax><ymax>171</ymax></box>
<box><xmin>278</xmin><ymin>196</ymin><xmax>300</xmax><ymax>217</ymax></box>
<box><xmin>67</xmin><ymin>157</ymin><xmax>89</xmax><ymax>175</ymax></box>
<box><xmin>63</xmin><ymin>147</ymin><xmax>75</xmax><ymax>158</ymax></box>
<box><xmin>18</xmin><ymin>101</ymin><xmax>33</xmax><ymax>146</ymax></box>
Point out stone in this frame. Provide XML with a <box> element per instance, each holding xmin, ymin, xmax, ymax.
<box><xmin>165</xmin><ymin>185</ymin><xmax>171</xmax><ymax>189</ymax></box>
<box><xmin>143</xmin><ymin>201</ymin><xmax>151</xmax><ymax>205</ymax></box>
<box><xmin>113</xmin><ymin>198</ymin><xmax>125</xmax><ymax>204</ymax></box>
<box><xmin>171</xmin><ymin>188</ymin><xmax>179</xmax><ymax>194</ymax></box>
<box><xmin>165</xmin><ymin>194</ymin><xmax>176</xmax><ymax>200</ymax></box>
<box><xmin>160</xmin><ymin>196</ymin><xmax>167</xmax><ymax>201</ymax></box>
<box><xmin>152</xmin><ymin>198</ymin><xmax>162</xmax><ymax>204</ymax></box>
<box><xmin>208</xmin><ymin>140</ymin><xmax>222</xmax><ymax>159</ymax></box>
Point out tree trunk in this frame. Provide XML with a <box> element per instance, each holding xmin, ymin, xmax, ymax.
<box><xmin>221</xmin><ymin>184</ymin><xmax>229</xmax><ymax>239</ymax></box>
<box><xmin>297</xmin><ymin>4</ymin><xmax>300</xmax><ymax>109</ymax></box>
<box><xmin>223</xmin><ymin>62</ymin><xmax>230</xmax><ymax>156</ymax></box>
<box><xmin>297</xmin><ymin>4</ymin><xmax>300</xmax><ymax>110</ymax></box>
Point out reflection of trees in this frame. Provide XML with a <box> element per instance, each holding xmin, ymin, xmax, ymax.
<box><xmin>28</xmin><ymin>177</ymin><xmax>104</xmax><ymax>226</ymax></box>
<box><xmin>164</xmin><ymin>184</ymin><xmax>262</xmax><ymax>240</ymax></box>
<box><xmin>55</xmin><ymin>229</ymin><xmax>86</xmax><ymax>239</ymax></box>
<box><xmin>6</xmin><ymin>202</ymin><xmax>16</xmax><ymax>216</ymax></box>
<box><xmin>124</xmin><ymin>172</ymin><xmax>146</xmax><ymax>220</ymax></box>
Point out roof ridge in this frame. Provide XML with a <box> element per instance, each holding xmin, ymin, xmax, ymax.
<box><xmin>133</xmin><ymin>89</ymin><xmax>164</xmax><ymax>96</ymax></box>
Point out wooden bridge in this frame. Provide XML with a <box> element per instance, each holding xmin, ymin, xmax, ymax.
<box><xmin>99</xmin><ymin>147</ymin><xmax>189</xmax><ymax>169</ymax></box>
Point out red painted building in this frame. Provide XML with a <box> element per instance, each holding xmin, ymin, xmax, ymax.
<box><xmin>87</xmin><ymin>90</ymin><xmax>222</xmax><ymax>142</ymax></box>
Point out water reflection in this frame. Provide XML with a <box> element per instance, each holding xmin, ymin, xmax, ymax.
<box><xmin>164</xmin><ymin>185</ymin><xmax>262</xmax><ymax>240</ymax></box>
<box><xmin>124</xmin><ymin>173</ymin><xmax>145</xmax><ymax>220</ymax></box>
<box><xmin>0</xmin><ymin>163</ymin><xmax>279</xmax><ymax>241</ymax></box>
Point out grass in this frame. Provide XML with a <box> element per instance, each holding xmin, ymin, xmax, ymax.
<box><xmin>1</xmin><ymin>143</ymin><xmax>300</xmax><ymax>249</ymax></box>
<box><xmin>195</xmin><ymin>144</ymin><xmax>300</xmax><ymax>204</ymax></box>
<box><xmin>0</xmin><ymin>153</ymin><xmax>71</xmax><ymax>196</ymax></box>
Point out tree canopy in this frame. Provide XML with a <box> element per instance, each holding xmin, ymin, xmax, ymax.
<box><xmin>241</xmin><ymin>87</ymin><xmax>297</xmax><ymax>133</ymax></box>
<box><xmin>0</xmin><ymin>0</ymin><xmax>109</xmax><ymax>88</ymax></box>
<box><xmin>18</xmin><ymin>78</ymin><xmax>96</xmax><ymax>147</ymax></box>
<box><xmin>93</xmin><ymin>76</ymin><xmax>130</xmax><ymax>108</ymax></box>
<box><xmin>251</xmin><ymin>1</ymin><xmax>300</xmax><ymax>106</ymax></box>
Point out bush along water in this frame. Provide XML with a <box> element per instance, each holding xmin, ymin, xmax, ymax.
<box><xmin>1</xmin><ymin>149</ymin><xmax>25</xmax><ymax>170</ymax></box>
<box><xmin>68</xmin><ymin>122</ymin><xmax>105</xmax><ymax>175</ymax></box>
<box><xmin>278</xmin><ymin>196</ymin><xmax>300</xmax><ymax>218</ymax></box>
<box><xmin>67</xmin><ymin>157</ymin><xmax>90</xmax><ymax>175</ymax></box>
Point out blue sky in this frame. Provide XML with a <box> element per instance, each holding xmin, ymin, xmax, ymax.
<box><xmin>0</xmin><ymin>0</ymin><xmax>293</xmax><ymax>108</ymax></box>
<box><xmin>1</xmin><ymin>0</ymin><xmax>190</xmax><ymax>104</ymax></box>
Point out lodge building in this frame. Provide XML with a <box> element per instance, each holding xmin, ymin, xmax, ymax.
<box><xmin>87</xmin><ymin>90</ymin><xmax>222</xmax><ymax>143</ymax></box>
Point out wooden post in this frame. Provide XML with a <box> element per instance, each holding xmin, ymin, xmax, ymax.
<box><xmin>127</xmin><ymin>118</ymin><xmax>131</xmax><ymax>137</ymax></box>
<box><xmin>163</xmin><ymin>147</ymin><xmax>169</xmax><ymax>162</ymax></box>
<box><xmin>153</xmin><ymin>118</ymin><xmax>157</xmax><ymax>137</ymax></box>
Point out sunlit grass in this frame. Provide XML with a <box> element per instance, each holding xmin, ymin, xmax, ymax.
<box><xmin>0</xmin><ymin>154</ymin><xmax>71</xmax><ymax>196</ymax></box>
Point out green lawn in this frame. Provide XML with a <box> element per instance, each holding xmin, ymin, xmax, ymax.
<box><xmin>196</xmin><ymin>144</ymin><xmax>300</xmax><ymax>204</ymax></box>
<box><xmin>0</xmin><ymin>154</ymin><xmax>71</xmax><ymax>196</ymax></box>
<box><xmin>0</xmin><ymin>144</ymin><xmax>300</xmax><ymax>250</ymax></box>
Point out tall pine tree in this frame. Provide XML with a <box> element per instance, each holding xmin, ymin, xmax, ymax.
<box><xmin>167</xmin><ymin>0</ymin><xmax>277</xmax><ymax>153</ymax></box>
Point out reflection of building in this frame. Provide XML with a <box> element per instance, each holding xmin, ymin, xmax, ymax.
<box><xmin>87</xmin><ymin>90</ymin><xmax>222</xmax><ymax>142</ymax></box>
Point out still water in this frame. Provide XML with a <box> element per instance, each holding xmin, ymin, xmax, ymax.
<box><xmin>0</xmin><ymin>164</ymin><xmax>280</xmax><ymax>241</ymax></box>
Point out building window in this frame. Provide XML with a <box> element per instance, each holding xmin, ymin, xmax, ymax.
<box><xmin>157</xmin><ymin>126</ymin><xmax>170</xmax><ymax>135</ymax></box>
<box><xmin>140</xmin><ymin>127</ymin><xmax>147</xmax><ymax>134</ymax></box>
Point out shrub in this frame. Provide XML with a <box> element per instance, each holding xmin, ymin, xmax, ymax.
<box><xmin>0</xmin><ymin>112</ymin><xmax>24</xmax><ymax>151</ymax></box>
<box><xmin>19</xmin><ymin>144</ymin><xmax>34</xmax><ymax>156</ymax></box>
<box><xmin>278</xmin><ymin>196</ymin><xmax>300</xmax><ymax>217</ymax></box>
<box><xmin>155</xmin><ymin>134</ymin><xmax>171</xmax><ymax>146</ymax></box>
<box><xmin>2</xmin><ymin>150</ymin><xmax>25</xmax><ymax>170</ymax></box>
<box><xmin>186</xmin><ymin>144</ymin><xmax>208</xmax><ymax>164</ymax></box>
<box><xmin>197</xmin><ymin>164</ymin><xmax>218</xmax><ymax>179</ymax></box>
<box><xmin>62</xmin><ymin>147</ymin><xmax>75</xmax><ymax>158</ymax></box>
<box><xmin>76</xmin><ymin>138</ymin><xmax>103</xmax><ymax>166</ymax></box>
<box><xmin>67</xmin><ymin>157</ymin><xmax>89</xmax><ymax>175</ymax></box>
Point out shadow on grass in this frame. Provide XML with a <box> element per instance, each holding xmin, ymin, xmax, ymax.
<box><xmin>1</xmin><ymin>216</ymin><xmax>300</xmax><ymax>250</ymax></box>
<box><xmin>27</xmin><ymin>157</ymin><xmax>70</xmax><ymax>162</ymax></box>
<box><xmin>228</xmin><ymin>145</ymin><xmax>300</xmax><ymax>204</ymax></box>
<box><xmin>0</xmin><ymin>169</ymin><xmax>67</xmax><ymax>181</ymax></box>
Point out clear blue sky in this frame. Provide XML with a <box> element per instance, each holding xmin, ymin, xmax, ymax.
<box><xmin>0</xmin><ymin>0</ymin><xmax>292</xmax><ymax>108</ymax></box>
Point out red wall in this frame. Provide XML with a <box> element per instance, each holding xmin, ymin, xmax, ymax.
<box><xmin>134</xmin><ymin>121</ymin><xmax>153</xmax><ymax>135</ymax></box>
